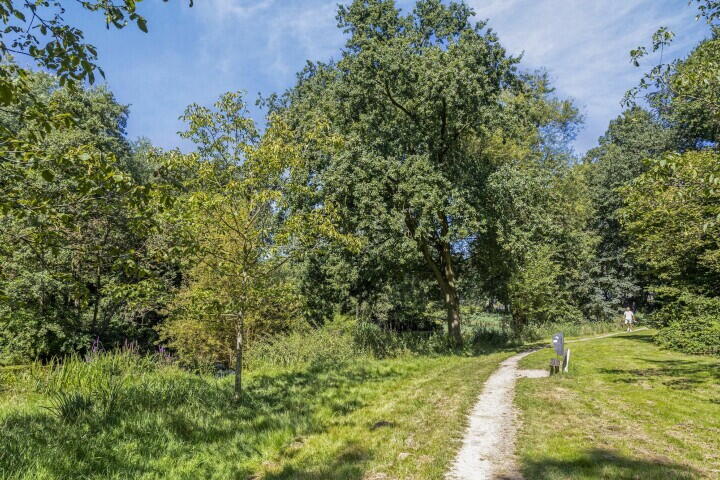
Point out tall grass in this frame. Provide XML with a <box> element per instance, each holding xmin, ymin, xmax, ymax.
<box><xmin>244</xmin><ymin>317</ymin><xmax>448</xmax><ymax>372</ymax></box>
<box><xmin>0</xmin><ymin>347</ymin><xmax>223</xmax><ymax>427</ymax></box>
<box><xmin>0</xmin><ymin>313</ymin><xmax>623</xmax><ymax>479</ymax></box>
<box><xmin>0</xmin><ymin>314</ymin><xmax>620</xmax><ymax>405</ymax></box>
<box><xmin>243</xmin><ymin>314</ymin><xmax>621</xmax><ymax>371</ymax></box>
<box><xmin>1</xmin><ymin>315</ymin><xmax>620</xmax><ymax>387</ymax></box>
<box><xmin>0</xmin><ymin>347</ymin><xmax>515</xmax><ymax>480</ymax></box>
<box><xmin>520</xmin><ymin>320</ymin><xmax>619</xmax><ymax>342</ymax></box>
<box><xmin>461</xmin><ymin>311</ymin><xmax>619</xmax><ymax>345</ymax></box>
<box><xmin>244</xmin><ymin>319</ymin><xmax>361</xmax><ymax>370</ymax></box>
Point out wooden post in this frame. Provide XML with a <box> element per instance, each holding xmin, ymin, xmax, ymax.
<box><xmin>233</xmin><ymin>313</ymin><xmax>243</xmax><ymax>402</ymax></box>
<box><xmin>563</xmin><ymin>349</ymin><xmax>571</xmax><ymax>373</ymax></box>
<box><xmin>549</xmin><ymin>358</ymin><xmax>561</xmax><ymax>375</ymax></box>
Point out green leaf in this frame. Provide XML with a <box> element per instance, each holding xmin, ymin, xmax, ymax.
<box><xmin>137</xmin><ymin>17</ymin><xmax>148</xmax><ymax>33</ymax></box>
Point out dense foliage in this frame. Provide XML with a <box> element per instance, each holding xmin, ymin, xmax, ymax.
<box><xmin>0</xmin><ymin>72</ymin><xmax>169</xmax><ymax>364</ymax></box>
<box><xmin>620</xmin><ymin>151</ymin><xmax>720</xmax><ymax>354</ymax></box>
<box><xmin>616</xmin><ymin>19</ymin><xmax>720</xmax><ymax>353</ymax></box>
<box><xmin>583</xmin><ymin>108</ymin><xmax>672</xmax><ymax>313</ymax></box>
<box><xmin>1</xmin><ymin>0</ymin><xmax>719</xmax><ymax>369</ymax></box>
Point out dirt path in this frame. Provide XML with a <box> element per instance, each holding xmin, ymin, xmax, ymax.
<box><xmin>445</xmin><ymin>329</ymin><xmax>644</xmax><ymax>480</ymax></box>
<box><xmin>445</xmin><ymin>349</ymin><xmax>545</xmax><ymax>480</ymax></box>
<box><xmin>566</xmin><ymin>327</ymin><xmax>646</xmax><ymax>344</ymax></box>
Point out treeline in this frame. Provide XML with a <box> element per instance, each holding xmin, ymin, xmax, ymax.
<box><xmin>1</xmin><ymin>0</ymin><xmax>718</xmax><ymax>367</ymax></box>
<box><xmin>587</xmin><ymin>19</ymin><xmax>720</xmax><ymax>355</ymax></box>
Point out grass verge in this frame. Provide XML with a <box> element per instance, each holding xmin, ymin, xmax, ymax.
<box><xmin>515</xmin><ymin>330</ymin><xmax>720</xmax><ymax>479</ymax></box>
<box><xmin>0</xmin><ymin>349</ymin><xmax>513</xmax><ymax>480</ymax></box>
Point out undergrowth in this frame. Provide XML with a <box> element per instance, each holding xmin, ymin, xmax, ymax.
<box><xmin>245</xmin><ymin>314</ymin><xmax>620</xmax><ymax>371</ymax></box>
<box><xmin>0</xmin><ymin>314</ymin><xmax>623</xmax><ymax>479</ymax></box>
<box><xmin>0</xmin><ymin>342</ymin><xmax>512</xmax><ymax>479</ymax></box>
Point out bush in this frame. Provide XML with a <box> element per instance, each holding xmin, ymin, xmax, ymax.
<box><xmin>656</xmin><ymin>315</ymin><xmax>720</xmax><ymax>356</ymax></box>
<box><xmin>244</xmin><ymin>318</ymin><xmax>360</xmax><ymax>370</ymax></box>
<box><xmin>650</xmin><ymin>291</ymin><xmax>720</xmax><ymax>356</ymax></box>
<box><xmin>246</xmin><ymin>315</ymin><xmax>511</xmax><ymax>367</ymax></box>
<box><xmin>352</xmin><ymin>321</ymin><xmax>399</xmax><ymax>357</ymax></box>
<box><xmin>651</xmin><ymin>290</ymin><xmax>720</xmax><ymax>327</ymax></box>
<box><xmin>353</xmin><ymin>320</ymin><xmax>455</xmax><ymax>356</ymax></box>
<box><xmin>507</xmin><ymin>246</ymin><xmax>583</xmax><ymax>336</ymax></box>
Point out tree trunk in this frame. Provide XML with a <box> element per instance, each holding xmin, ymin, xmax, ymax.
<box><xmin>406</xmin><ymin>213</ymin><xmax>464</xmax><ymax>347</ymax></box>
<box><xmin>233</xmin><ymin>317</ymin><xmax>243</xmax><ymax>403</ymax></box>
<box><xmin>91</xmin><ymin>228</ymin><xmax>110</xmax><ymax>336</ymax></box>
<box><xmin>438</xmin><ymin>220</ymin><xmax>463</xmax><ymax>347</ymax></box>
<box><xmin>418</xmin><ymin>238</ymin><xmax>463</xmax><ymax>346</ymax></box>
<box><xmin>91</xmin><ymin>264</ymin><xmax>101</xmax><ymax>335</ymax></box>
<box><xmin>444</xmin><ymin>285</ymin><xmax>463</xmax><ymax>347</ymax></box>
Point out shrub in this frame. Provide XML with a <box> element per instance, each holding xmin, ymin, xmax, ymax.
<box><xmin>507</xmin><ymin>246</ymin><xmax>583</xmax><ymax>336</ymax></box>
<box><xmin>244</xmin><ymin>318</ymin><xmax>360</xmax><ymax>370</ymax></box>
<box><xmin>656</xmin><ymin>315</ymin><xmax>720</xmax><ymax>356</ymax></box>
<box><xmin>651</xmin><ymin>290</ymin><xmax>720</xmax><ymax>327</ymax></box>
<box><xmin>650</xmin><ymin>290</ymin><xmax>720</xmax><ymax>356</ymax></box>
<box><xmin>352</xmin><ymin>320</ymin><xmax>397</xmax><ymax>357</ymax></box>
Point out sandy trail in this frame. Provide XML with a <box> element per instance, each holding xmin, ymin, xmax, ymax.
<box><xmin>566</xmin><ymin>327</ymin><xmax>646</xmax><ymax>344</ymax></box>
<box><xmin>445</xmin><ymin>329</ymin><xmax>644</xmax><ymax>480</ymax></box>
<box><xmin>445</xmin><ymin>349</ymin><xmax>545</xmax><ymax>480</ymax></box>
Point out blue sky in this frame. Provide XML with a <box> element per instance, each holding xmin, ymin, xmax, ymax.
<box><xmin>68</xmin><ymin>0</ymin><xmax>711</xmax><ymax>155</ymax></box>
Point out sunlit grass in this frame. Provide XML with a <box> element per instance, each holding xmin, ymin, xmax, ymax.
<box><xmin>0</xmin><ymin>317</ymin><xmax>629</xmax><ymax>479</ymax></box>
<box><xmin>0</xmin><ymin>348</ymin><xmax>514</xmax><ymax>479</ymax></box>
<box><xmin>515</xmin><ymin>330</ymin><xmax>720</xmax><ymax>479</ymax></box>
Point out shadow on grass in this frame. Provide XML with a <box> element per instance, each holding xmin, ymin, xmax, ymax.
<box><xmin>263</xmin><ymin>440</ymin><xmax>370</xmax><ymax>480</ymax></box>
<box><xmin>521</xmin><ymin>448</ymin><xmax>699</xmax><ymax>480</ymax></box>
<box><xmin>599</xmin><ymin>356</ymin><xmax>720</xmax><ymax>389</ymax></box>
<box><xmin>622</xmin><ymin>332</ymin><xmax>657</xmax><ymax>344</ymax></box>
<box><xmin>594</xmin><ymin>332</ymin><xmax>720</xmax><ymax>389</ymax></box>
<box><xmin>0</xmin><ymin>361</ymin><xmax>397</xmax><ymax>479</ymax></box>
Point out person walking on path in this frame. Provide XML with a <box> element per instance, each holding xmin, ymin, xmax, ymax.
<box><xmin>624</xmin><ymin>307</ymin><xmax>635</xmax><ymax>332</ymax></box>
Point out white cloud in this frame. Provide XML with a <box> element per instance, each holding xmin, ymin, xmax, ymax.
<box><xmin>263</xmin><ymin>0</ymin><xmax>341</xmax><ymax>75</ymax></box>
<box><xmin>178</xmin><ymin>0</ymin><xmax>711</xmax><ymax>153</ymax></box>
<box><xmin>467</xmin><ymin>0</ymin><xmax>710</xmax><ymax>152</ymax></box>
<box><xmin>196</xmin><ymin>0</ymin><xmax>276</xmax><ymax>21</ymax></box>
<box><xmin>192</xmin><ymin>0</ymin><xmax>341</xmax><ymax>82</ymax></box>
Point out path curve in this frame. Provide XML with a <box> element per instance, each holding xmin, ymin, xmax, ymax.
<box><xmin>445</xmin><ymin>350</ymin><xmax>544</xmax><ymax>480</ymax></box>
<box><xmin>445</xmin><ymin>329</ymin><xmax>645</xmax><ymax>480</ymax></box>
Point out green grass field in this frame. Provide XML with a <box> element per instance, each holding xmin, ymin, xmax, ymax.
<box><xmin>4</xmin><ymin>326</ymin><xmax>718</xmax><ymax>480</ymax></box>
<box><xmin>515</xmin><ymin>330</ymin><xmax>720</xmax><ymax>479</ymax></box>
<box><xmin>0</xmin><ymin>349</ymin><xmax>514</xmax><ymax>480</ymax></box>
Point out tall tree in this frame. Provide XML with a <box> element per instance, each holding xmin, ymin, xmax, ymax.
<box><xmin>620</xmin><ymin>149</ymin><xmax>720</xmax><ymax>356</ymax></box>
<box><xmin>664</xmin><ymin>32</ymin><xmax>720</xmax><ymax>147</ymax></box>
<box><xmin>0</xmin><ymin>0</ymin><xmax>193</xmax><ymax>236</ymax></box>
<box><xmin>583</xmin><ymin>108</ymin><xmax>672</xmax><ymax>310</ymax></box>
<box><xmin>0</xmin><ymin>74</ymin><xmax>164</xmax><ymax>362</ymax></box>
<box><xmin>0</xmin><ymin>0</ymin><xmax>193</xmax><ymax>104</ymax></box>
<box><xmin>283</xmin><ymin>0</ymin><xmax>526</xmax><ymax>345</ymax></box>
<box><xmin>621</xmin><ymin>150</ymin><xmax>720</xmax><ymax>296</ymax></box>
<box><xmin>627</xmin><ymin>1</ymin><xmax>719</xmax><ymax>147</ymax></box>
